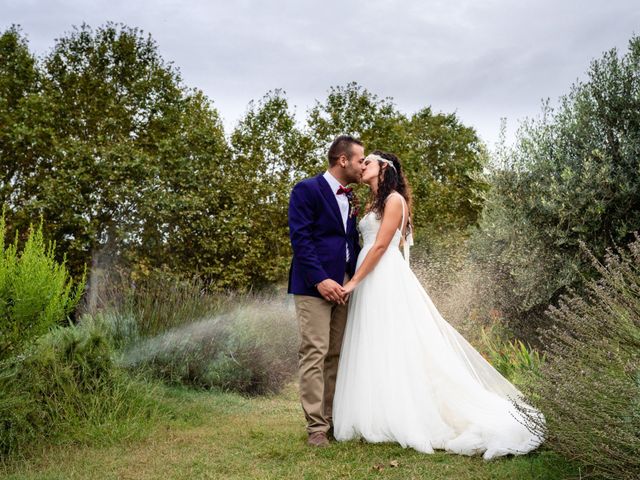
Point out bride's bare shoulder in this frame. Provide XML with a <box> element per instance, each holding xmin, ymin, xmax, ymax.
<box><xmin>384</xmin><ymin>191</ymin><xmax>404</xmax><ymax>205</ymax></box>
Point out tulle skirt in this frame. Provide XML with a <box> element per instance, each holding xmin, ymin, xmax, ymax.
<box><xmin>333</xmin><ymin>245</ymin><xmax>545</xmax><ymax>460</ymax></box>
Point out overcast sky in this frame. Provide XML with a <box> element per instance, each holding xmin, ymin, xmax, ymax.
<box><xmin>2</xmin><ymin>0</ymin><xmax>639</xmax><ymax>147</ymax></box>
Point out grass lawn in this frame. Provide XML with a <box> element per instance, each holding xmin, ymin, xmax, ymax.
<box><xmin>0</xmin><ymin>382</ymin><xmax>577</xmax><ymax>480</ymax></box>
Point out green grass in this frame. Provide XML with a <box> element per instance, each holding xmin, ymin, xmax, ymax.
<box><xmin>0</xmin><ymin>382</ymin><xmax>577</xmax><ymax>480</ymax></box>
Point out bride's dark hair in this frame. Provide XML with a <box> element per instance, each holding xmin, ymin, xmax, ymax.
<box><xmin>369</xmin><ymin>150</ymin><xmax>413</xmax><ymax>235</ymax></box>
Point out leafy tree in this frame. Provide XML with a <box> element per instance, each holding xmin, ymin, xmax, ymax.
<box><xmin>132</xmin><ymin>89</ymin><xmax>232</xmax><ymax>282</ymax></box>
<box><xmin>403</xmin><ymin>108</ymin><xmax>488</xmax><ymax>235</ymax></box>
<box><xmin>35</xmin><ymin>22</ymin><xmax>189</xmax><ymax>274</ymax></box>
<box><xmin>228</xmin><ymin>90</ymin><xmax>314</xmax><ymax>287</ymax></box>
<box><xmin>0</xmin><ymin>26</ymin><xmax>40</xmax><ymax>215</ymax></box>
<box><xmin>0</xmin><ymin>24</ymin><xmax>232</xmax><ymax>285</ymax></box>
<box><xmin>307</xmin><ymin>82</ymin><xmax>487</xmax><ymax>238</ymax></box>
<box><xmin>0</xmin><ymin>26</ymin><xmax>489</xmax><ymax>290</ymax></box>
<box><xmin>307</xmin><ymin>82</ymin><xmax>406</xmax><ymax>156</ymax></box>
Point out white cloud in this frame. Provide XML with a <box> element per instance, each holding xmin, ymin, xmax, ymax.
<box><xmin>2</xmin><ymin>0</ymin><xmax>639</xmax><ymax>147</ymax></box>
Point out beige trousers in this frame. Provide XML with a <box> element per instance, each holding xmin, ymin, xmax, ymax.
<box><xmin>294</xmin><ymin>276</ymin><xmax>349</xmax><ymax>435</ymax></box>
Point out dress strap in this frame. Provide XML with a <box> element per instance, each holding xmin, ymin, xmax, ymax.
<box><xmin>389</xmin><ymin>192</ymin><xmax>413</xmax><ymax>264</ymax></box>
<box><xmin>387</xmin><ymin>192</ymin><xmax>405</xmax><ymax>231</ymax></box>
<box><xmin>398</xmin><ymin>193</ymin><xmax>406</xmax><ymax>236</ymax></box>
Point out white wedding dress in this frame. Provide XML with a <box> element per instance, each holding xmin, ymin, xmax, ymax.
<box><xmin>333</xmin><ymin>194</ymin><xmax>545</xmax><ymax>460</ymax></box>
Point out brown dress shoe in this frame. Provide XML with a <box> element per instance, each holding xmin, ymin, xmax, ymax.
<box><xmin>327</xmin><ymin>426</ymin><xmax>335</xmax><ymax>441</ymax></box>
<box><xmin>307</xmin><ymin>431</ymin><xmax>330</xmax><ymax>447</ymax></box>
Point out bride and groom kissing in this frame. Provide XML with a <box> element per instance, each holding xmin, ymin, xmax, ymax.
<box><xmin>287</xmin><ymin>135</ymin><xmax>545</xmax><ymax>459</ymax></box>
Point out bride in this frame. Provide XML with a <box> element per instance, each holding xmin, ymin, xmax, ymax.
<box><xmin>333</xmin><ymin>150</ymin><xmax>545</xmax><ymax>460</ymax></box>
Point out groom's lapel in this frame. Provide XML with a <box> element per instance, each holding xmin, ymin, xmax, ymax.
<box><xmin>347</xmin><ymin>213</ymin><xmax>356</xmax><ymax>234</ymax></box>
<box><xmin>317</xmin><ymin>175</ymin><xmax>345</xmax><ymax>233</ymax></box>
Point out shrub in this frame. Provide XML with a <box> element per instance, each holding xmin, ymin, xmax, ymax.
<box><xmin>117</xmin><ymin>295</ymin><xmax>299</xmax><ymax>395</ymax></box>
<box><xmin>85</xmin><ymin>267</ymin><xmax>298</xmax><ymax>396</ymax></box>
<box><xmin>0</xmin><ymin>211</ymin><xmax>85</xmax><ymax>360</ymax></box>
<box><xmin>519</xmin><ymin>236</ymin><xmax>640</xmax><ymax>480</ymax></box>
<box><xmin>473</xmin><ymin>36</ymin><xmax>640</xmax><ymax>341</ymax></box>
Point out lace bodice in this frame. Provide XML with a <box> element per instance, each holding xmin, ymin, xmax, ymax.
<box><xmin>357</xmin><ymin>193</ymin><xmax>414</xmax><ymax>261</ymax></box>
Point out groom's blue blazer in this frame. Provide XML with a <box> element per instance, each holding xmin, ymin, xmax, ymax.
<box><xmin>288</xmin><ymin>173</ymin><xmax>361</xmax><ymax>298</ymax></box>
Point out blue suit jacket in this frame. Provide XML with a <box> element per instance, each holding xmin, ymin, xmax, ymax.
<box><xmin>288</xmin><ymin>174</ymin><xmax>361</xmax><ymax>297</ymax></box>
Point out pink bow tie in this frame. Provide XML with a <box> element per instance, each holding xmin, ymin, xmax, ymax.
<box><xmin>336</xmin><ymin>186</ymin><xmax>353</xmax><ymax>195</ymax></box>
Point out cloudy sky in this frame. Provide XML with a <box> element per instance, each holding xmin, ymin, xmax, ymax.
<box><xmin>2</xmin><ymin>0</ymin><xmax>639</xmax><ymax>147</ymax></box>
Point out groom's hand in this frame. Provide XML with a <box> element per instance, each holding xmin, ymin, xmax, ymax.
<box><xmin>317</xmin><ymin>279</ymin><xmax>347</xmax><ymax>305</ymax></box>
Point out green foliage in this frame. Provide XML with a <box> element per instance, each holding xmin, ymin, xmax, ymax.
<box><xmin>307</xmin><ymin>82</ymin><xmax>488</xmax><ymax>241</ymax></box>
<box><xmin>115</xmin><ymin>294</ymin><xmax>299</xmax><ymax>396</ymax></box>
<box><xmin>0</xmin><ymin>320</ymin><xmax>161</xmax><ymax>457</ymax></box>
<box><xmin>0</xmin><ymin>24</ymin><xmax>488</xmax><ymax>291</ymax></box>
<box><xmin>0</xmin><ymin>23</ymin><xmax>231</xmax><ymax>284</ymax></box>
<box><xmin>307</xmin><ymin>82</ymin><xmax>405</xmax><ymax>154</ymax></box>
<box><xmin>403</xmin><ymin>108</ymin><xmax>489</xmax><ymax>236</ymax></box>
<box><xmin>224</xmin><ymin>90</ymin><xmax>314</xmax><ymax>288</ymax></box>
<box><xmin>0</xmin><ymin>26</ymin><xmax>39</xmax><ymax>205</ymax></box>
<box><xmin>0</xmin><ymin>211</ymin><xmax>85</xmax><ymax>360</ymax></box>
<box><xmin>519</xmin><ymin>236</ymin><xmax>640</xmax><ymax>480</ymax></box>
<box><xmin>480</xmin><ymin>320</ymin><xmax>545</xmax><ymax>385</ymax></box>
<box><xmin>133</xmin><ymin>90</ymin><xmax>233</xmax><ymax>285</ymax></box>
<box><xmin>85</xmin><ymin>268</ymin><xmax>226</xmax><ymax>341</ymax></box>
<box><xmin>474</xmin><ymin>36</ymin><xmax>640</xmax><ymax>338</ymax></box>
<box><xmin>85</xmin><ymin>268</ymin><xmax>298</xmax><ymax>395</ymax></box>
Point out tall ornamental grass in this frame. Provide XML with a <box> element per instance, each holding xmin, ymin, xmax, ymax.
<box><xmin>0</xmin><ymin>321</ymin><xmax>162</xmax><ymax>457</ymax></box>
<box><xmin>480</xmin><ymin>320</ymin><xmax>545</xmax><ymax>387</ymax></box>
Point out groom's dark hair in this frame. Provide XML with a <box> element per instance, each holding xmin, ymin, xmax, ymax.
<box><xmin>328</xmin><ymin>135</ymin><xmax>363</xmax><ymax>166</ymax></box>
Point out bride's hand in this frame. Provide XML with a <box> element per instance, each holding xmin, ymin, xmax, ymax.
<box><xmin>342</xmin><ymin>280</ymin><xmax>358</xmax><ymax>295</ymax></box>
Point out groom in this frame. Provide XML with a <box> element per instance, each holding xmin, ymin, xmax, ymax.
<box><xmin>288</xmin><ymin>134</ymin><xmax>365</xmax><ymax>447</ymax></box>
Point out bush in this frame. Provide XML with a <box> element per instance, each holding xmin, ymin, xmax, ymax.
<box><xmin>0</xmin><ymin>320</ymin><xmax>161</xmax><ymax>457</ymax></box>
<box><xmin>519</xmin><ymin>236</ymin><xmax>640</xmax><ymax>480</ymax></box>
<box><xmin>473</xmin><ymin>36</ymin><xmax>640</xmax><ymax>341</ymax></box>
<box><xmin>0</xmin><ymin>211</ymin><xmax>85</xmax><ymax>360</ymax></box>
<box><xmin>85</xmin><ymin>267</ymin><xmax>298</xmax><ymax>396</ymax></box>
<box><xmin>117</xmin><ymin>295</ymin><xmax>299</xmax><ymax>395</ymax></box>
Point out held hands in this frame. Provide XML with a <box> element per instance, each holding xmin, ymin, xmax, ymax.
<box><xmin>317</xmin><ymin>279</ymin><xmax>347</xmax><ymax>304</ymax></box>
<box><xmin>316</xmin><ymin>278</ymin><xmax>359</xmax><ymax>305</ymax></box>
<box><xmin>342</xmin><ymin>279</ymin><xmax>358</xmax><ymax>296</ymax></box>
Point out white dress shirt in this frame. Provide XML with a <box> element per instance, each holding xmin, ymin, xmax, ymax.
<box><xmin>323</xmin><ymin>171</ymin><xmax>350</xmax><ymax>261</ymax></box>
